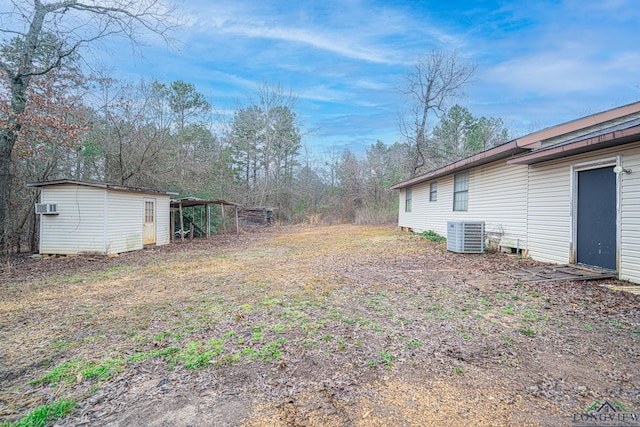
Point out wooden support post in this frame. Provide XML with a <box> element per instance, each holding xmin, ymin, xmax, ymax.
<box><xmin>206</xmin><ymin>203</ymin><xmax>211</xmax><ymax>238</ymax></box>
<box><xmin>199</xmin><ymin>206</ymin><xmax>203</xmax><ymax>237</ymax></box>
<box><xmin>179</xmin><ymin>202</ymin><xmax>184</xmax><ymax>242</ymax></box>
<box><xmin>192</xmin><ymin>206</ymin><xmax>195</xmax><ymax>238</ymax></box>
<box><xmin>170</xmin><ymin>209</ymin><xmax>175</xmax><ymax>242</ymax></box>
<box><xmin>235</xmin><ymin>206</ymin><xmax>239</xmax><ymax>236</ymax></box>
<box><xmin>221</xmin><ymin>204</ymin><xmax>227</xmax><ymax>234</ymax></box>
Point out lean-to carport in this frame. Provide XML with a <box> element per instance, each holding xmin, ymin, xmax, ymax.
<box><xmin>170</xmin><ymin>197</ymin><xmax>241</xmax><ymax>241</ymax></box>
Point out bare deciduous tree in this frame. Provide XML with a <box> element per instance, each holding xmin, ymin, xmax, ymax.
<box><xmin>0</xmin><ymin>0</ymin><xmax>178</xmax><ymax>249</ymax></box>
<box><xmin>399</xmin><ymin>50</ymin><xmax>476</xmax><ymax>177</ymax></box>
<box><xmin>226</xmin><ymin>84</ymin><xmax>302</xmax><ymax>220</ymax></box>
<box><xmin>2</xmin><ymin>66</ymin><xmax>90</xmax><ymax>252</ymax></box>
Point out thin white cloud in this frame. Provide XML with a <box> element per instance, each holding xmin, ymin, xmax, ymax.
<box><xmin>79</xmin><ymin>0</ymin><xmax>640</xmax><ymax>153</ymax></box>
<box><xmin>485</xmin><ymin>50</ymin><xmax>637</xmax><ymax>95</ymax></box>
<box><xmin>605</xmin><ymin>51</ymin><xmax>640</xmax><ymax>74</ymax></box>
<box><xmin>355</xmin><ymin>79</ymin><xmax>389</xmax><ymax>91</ymax></box>
<box><xmin>354</xmin><ymin>100</ymin><xmax>381</xmax><ymax>108</ymax></box>
<box><xmin>181</xmin><ymin>1</ymin><xmax>463</xmax><ymax>65</ymax></box>
<box><xmin>205</xmin><ymin>70</ymin><xmax>257</xmax><ymax>90</ymax></box>
<box><xmin>209</xmin><ymin>20</ymin><xmax>402</xmax><ymax>64</ymax></box>
<box><xmin>297</xmin><ymin>86</ymin><xmax>352</xmax><ymax>103</ymax></box>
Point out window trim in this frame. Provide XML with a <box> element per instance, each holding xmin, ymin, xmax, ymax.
<box><xmin>405</xmin><ymin>186</ymin><xmax>412</xmax><ymax>212</ymax></box>
<box><xmin>453</xmin><ymin>172</ymin><xmax>469</xmax><ymax>211</ymax></box>
<box><xmin>429</xmin><ymin>182</ymin><xmax>437</xmax><ymax>202</ymax></box>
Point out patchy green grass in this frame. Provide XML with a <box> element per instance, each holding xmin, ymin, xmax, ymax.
<box><xmin>30</xmin><ymin>358</ymin><xmax>124</xmax><ymax>386</ymax></box>
<box><xmin>172</xmin><ymin>339</ymin><xmax>225</xmax><ymax>370</ymax></box>
<box><xmin>4</xmin><ymin>224</ymin><xmax>639</xmax><ymax>426</ymax></box>
<box><xmin>407</xmin><ymin>339</ymin><xmax>423</xmax><ymax>348</ymax></box>
<box><xmin>128</xmin><ymin>348</ymin><xmax>180</xmax><ymax>363</ymax></box>
<box><xmin>2</xmin><ymin>399</ymin><xmax>75</xmax><ymax>427</ymax></box>
<box><xmin>255</xmin><ymin>338</ymin><xmax>287</xmax><ymax>362</ymax></box>
<box><xmin>517</xmin><ymin>327</ymin><xmax>536</xmax><ymax>337</ymax></box>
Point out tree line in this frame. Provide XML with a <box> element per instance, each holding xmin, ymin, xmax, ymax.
<box><xmin>0</xmin><ymin>1</ymin><xmax>509</xmax><ymax>253</ymax></box>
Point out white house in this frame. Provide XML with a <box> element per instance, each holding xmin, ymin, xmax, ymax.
<box><xmin>27</xmin><ymin>180</ymin><xmax>175</xmax><ymax>255</ymax></box>
<box><xmin>392</xmin><ymin>101</ymin><xmax>640</xmax><ymax>283</ymax></box>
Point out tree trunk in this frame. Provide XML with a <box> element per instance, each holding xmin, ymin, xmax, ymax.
<box><xmin>31</xmin><ymin>205</ymin><xmax>38</xmax><ymax>253</ymax></box>
<box><xmin>0</xmin><ymin>3</ymin><xmax>46</xmax><ymax>250</ymax></box>
<box><xmin>0</xmin><ymin>127</ymin><xmax>20</xmax><ymax>250</ymax></box>
<box><xmin>0</xmin><ymin>75</ymin><xmax>30</xmax><ymax>248</ymax></box>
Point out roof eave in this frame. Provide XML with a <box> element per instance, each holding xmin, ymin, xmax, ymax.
<box><xmin>514</xmin><ymin>101</ymin><xmax>640</xmax><ymax>149</ymax></box>
<box><xmin>507</xmin><ymin>124</ymin><xmax>640</xmax><ymax>165</ymax></box>
<box><xmin>27</xmin><ymin>179</ymin><xmax>176</xmax><ymax>196</ymax></box>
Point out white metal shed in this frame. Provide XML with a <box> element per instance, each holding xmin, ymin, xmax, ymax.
<box><xmin>27</xmin><ymin>180</ymin><xmax>176</xmax><ymax>255</ymax></box>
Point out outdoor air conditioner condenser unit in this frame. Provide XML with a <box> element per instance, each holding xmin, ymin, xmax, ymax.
<box><xmin>35</xmin><ymin>203</ymin><xmax>58</xmax><ymax>215</ymax></box>
<box><xmin>447</xmin><ymin>221</ymin><xmax>485</xmax><ymax>254</ymax></box>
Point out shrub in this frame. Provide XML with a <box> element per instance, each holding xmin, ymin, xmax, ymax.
<box><xmin>421</xmin><ymin>230</ymin><xmax>446</xmax><ymax>242</ymax></box>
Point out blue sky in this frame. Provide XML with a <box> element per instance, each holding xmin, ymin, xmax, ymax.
<box><xmin>100</xmin><ymin>0</ymin><xmax>640</xmax><ymax>155</ymax></box>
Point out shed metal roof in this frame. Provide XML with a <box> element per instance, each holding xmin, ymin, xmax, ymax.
<box><xmin>27</xmin><ymin>179</ymin><xmax>178</xmax><ymax>195</ymax></box>
<box><xmin>170</xmin><ymin>197</ymin><xmax>241</xmax><ymax>207</ymax></box>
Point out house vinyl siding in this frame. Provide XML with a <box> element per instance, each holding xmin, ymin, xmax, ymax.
<box><xmin>40</xmin><ymin>185</ymin><xmax>106</xmax><ymax>254</ymax></box>
<box><xmin>395</xmin><ymin>103</ymin><xmax>640</xmax><ymax>283</ymax></box>
<box><xmin>398</xmin><ymin>159</ymin><xmax>529</xmax><ymax>248</ymax></box>
<box><xmin>527</xmin><ymin>163</ymin><xmax>572</xmax><ymax>264</ymax></box>
<box><xmin>527</xmin><ymin>141</ymin><xmax>640</xmax><ymax>283</ymax></box>
<box><xmin>527</xmin><ymin>173</ymin><xmax>570</xmax><ymax>262</ymax></box>
<box><xmin>619</xmin><ymin>143</ymin><xmax>640</xmax><ymax>282</ymax></box>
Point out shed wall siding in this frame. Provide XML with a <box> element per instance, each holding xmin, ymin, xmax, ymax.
<box><xmin>156</xmin><ymin>196</ymin><xmax>171</xmax><ymax>245</ymax></box>
<box><xmin>105</xmin><ymin>191</ymin><xmax>171</xmax><ymax>252</ymax></box>
<box><xmin>398</xmin><ymin>160</ymin><xmax>529</xmax><ymax>247</ymax></box>
<box><xmin>106</xmin><ymin>190</ymin><xmax>144</xmax><ymax>253</ymax></box>
<box><xmin>40</xmin><ymin>185</ymin><xmax>106</xmax><ymax>254</ymax></box>
<box><xmin>38</xmin><ymin>184</ymin><xmax>171</xmax><ymax>255</ymax></box>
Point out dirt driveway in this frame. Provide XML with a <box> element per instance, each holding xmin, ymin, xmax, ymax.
<box><xmin>1</xmin><ymin>225</ymin><xmax>639</xmax><ymax>426</ymax></box>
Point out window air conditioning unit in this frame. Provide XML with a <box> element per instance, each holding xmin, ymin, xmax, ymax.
<box><xmin>35</xmin><ymin>203</ymin><xmax>58</xmax><ymax>215</ymax></box>
<box><xmin>447</xmin><ymin>221</ymin><xmax>485</xmax><ymax>253</ymax></box>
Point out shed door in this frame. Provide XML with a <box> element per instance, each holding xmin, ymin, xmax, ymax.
<box><xmin>143</xmin><ymin>199</ymin><xmax>156</xmax><ymax>245</ymax></box>
<box><xmin>576</xmin><ymin>167</ymin><xmax>616</xmax><ymax>270</ymax></box>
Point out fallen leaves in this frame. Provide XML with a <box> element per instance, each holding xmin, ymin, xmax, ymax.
<box><xmin>1</xmin><ymin>225</ymin><xmax>639</xmax><ymax>426</ymax></box>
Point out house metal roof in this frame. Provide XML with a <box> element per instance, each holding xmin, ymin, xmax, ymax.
<box><xmin>507</xmin><ymin>119</ymin><xmax>640</xmax><ymax>165</ymax></box>
<box><xmin>389</xmin><ymin>140</ymin><xmax>528</xmax><ymax>190</ymax></box>
<box><xmin>391</xmin><ymin>101</ymin><xmax>640</xmax><ymax>190</ymax></box>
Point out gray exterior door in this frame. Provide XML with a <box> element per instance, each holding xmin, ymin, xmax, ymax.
<box><xmin>576</xmin><ymin>167</ymin><xmax>616</xmax><ymax>270</ymax></box>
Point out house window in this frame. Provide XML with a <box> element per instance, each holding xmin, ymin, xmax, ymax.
<box><xmin>453</xmin><ymin>172</ymin><xmax>469</xmax><ymax>211</ymax></box>
<box><xmin>145</xmin><ymin>201</ymin><xmax>154</xmax><ymax>223</ymax></box>
<box><xmin>405</xmin><ymin>186</ymin><xmax>412</xmax><ymax>212</ymax></box>
<box><xmin>430</xmin><ymin>182</ymin><xmax>437</xmax><ymax>202</ymax></box>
